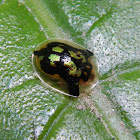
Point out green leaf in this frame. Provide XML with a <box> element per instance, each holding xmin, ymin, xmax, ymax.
<box><xmin>0</xmin><ymin>0</ymin><xmax>139</xmax><ymax>139</ymax></box>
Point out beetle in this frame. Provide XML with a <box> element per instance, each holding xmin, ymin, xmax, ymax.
<box><xmin>32</xmin><ymin>39</ymin><xmax>97</xmax><ymax>97</ymax></box>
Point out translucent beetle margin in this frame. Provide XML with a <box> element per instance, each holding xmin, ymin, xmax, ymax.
<box><xmin>32</xmin><ymin>39</ymin><xmax>99</xmax><ymax>97</ymax></box>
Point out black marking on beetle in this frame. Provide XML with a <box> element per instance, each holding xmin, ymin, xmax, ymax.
<box><xmin>33</xmin><ymin>42</ymin><xmax>93</xmax><ymax>97</ymax></box>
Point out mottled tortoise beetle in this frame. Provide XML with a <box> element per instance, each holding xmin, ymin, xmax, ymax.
<box><xmin>32</xmin><ymin>39</ymin><xmax>98</xmax><ymax>97</ymax></box>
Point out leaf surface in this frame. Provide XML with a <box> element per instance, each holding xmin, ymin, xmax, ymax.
<box><xmin>0</xmin><ymin>0</ymin><xmax>139</xmax><ymax>139</ymax></box>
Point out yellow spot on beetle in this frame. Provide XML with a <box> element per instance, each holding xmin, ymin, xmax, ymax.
<box><xmin>52</xmin><ymin>47</ymin><xmax>64</xmax><ymax>53</ymax></box>
<box><xmin>49</xmin><ymin>54</ymin><xmax>60</xmax><ymax>67</ymax></box>
<box><xmin>62</xmin><ymin>56</ymin><xmax>81</xmax><ymax>77</ymax></box>
<box><xmin>69</xmin><ymin>51</ymin><xmax>86</xmax><ymax>63</ymax></box>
